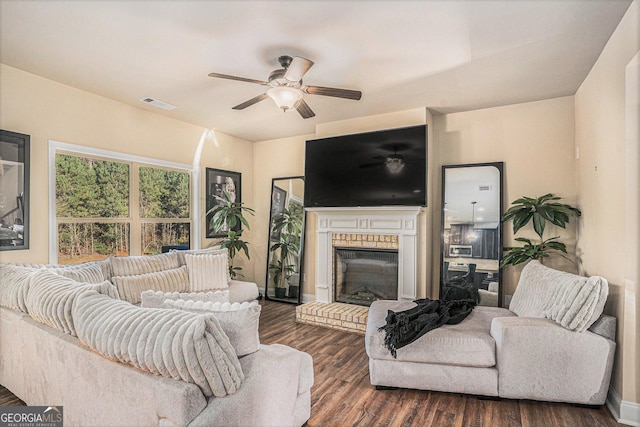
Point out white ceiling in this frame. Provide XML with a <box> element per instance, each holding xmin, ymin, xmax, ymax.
<box><xmin>0</xmin><ymin>0</ymin><xmax>631</xmax><ymax>142</ymax></box>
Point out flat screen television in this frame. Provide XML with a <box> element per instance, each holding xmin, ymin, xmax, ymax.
<box><xmin>304</xmin><ymin>125</ymin><xmax>427</xmax><ymax>208</ymax></box>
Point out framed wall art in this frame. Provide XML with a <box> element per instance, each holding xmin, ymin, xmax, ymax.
<box><xmin>205</xmin><ymin>168</ymin><xmax>241</xmax><ymax>238</ymax></box>
<box><xmin>0</xmin><ymin>130</ymin><xmax>30</xmax><ymax>250</ymax></box>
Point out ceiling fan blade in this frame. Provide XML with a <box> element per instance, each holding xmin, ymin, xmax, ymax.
<box><xmin>359</xmin><ymin>162</ymin><xmax>384</xmax><ymax>169</ymax></box>
<box><xmin>208</xmin><ymin>72</ymin><xmax>268</xmax><ymax>86</ymax></box>
<box><xmin>284</xmin><ymin>57</ymin><xmax>314</xmax><ymax>82</ymax></box>
<box><xmin>232</xmin><ymin>93</ymin><xmax>269</xmax><ymax>110</ymax></box>
<box><xmin>303</xmin><ymin>85</ymin><xmax>362</xmax><ymax>100</ymax></box>
<box><xmin>296</xmin><ymin>98</ymin><xmax>315</xmax><ymax>119</ymax></box>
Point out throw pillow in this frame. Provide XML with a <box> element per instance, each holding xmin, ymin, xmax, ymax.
<box><xmin>543</xmin><ymin>275</ymin><xmax>609</xmax><ymax>332</ymax></box>
<box><xmin>185</xmin><ymin>253</ymin><xmax>229</xmax><ymax>291</ymax></box>
<box><xmin>140</xmin><ymin>289</ymin><xmax>229</xmax><ymax>308</ymax></box>
<box><xmin>111</xmin><ymin>265</ymin><xmax>189</xmax><ymax>305</ymax></box>
<box><xmin>25</xmin><ymin>268</ymin><xmax>119</xmax><ymax>336</ymax></box>
<box><xmin>110</xmin><ymin>252</ymin><xmax>179</xmax><ymax>277</ymax></box>
<box><xmin>49</xmin><ymin>262</ymin><xmax>105</xmax><ymax>284</ymax></box>
<box><xmin>164</xmin><ymin>300</ymin><xmax>261</xmax><ymax>357</ymax></box>
<box><xmin>0</xmin><ymin>264</ymin><xmax>35</xmax><ymax>313</ymax></box>
<box><xmin>72</xmin><ymin>290</ymin><xmax>244</xmax><ymax>398</ymax></box>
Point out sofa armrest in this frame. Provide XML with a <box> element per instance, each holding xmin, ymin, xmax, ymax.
<box><xmin>188</xmin><ymin>344</ymin><xmax>314</xmax><ymax>427</ymax></box>
<box><xmin>490</xmin><ymin>316</ymin><xmax>615</xmax><ymax>405</ymax></box>
<box><xmin>228</xmin><ymin>279</ymin><xmax>259</xmax><ymax>303</ymax></box>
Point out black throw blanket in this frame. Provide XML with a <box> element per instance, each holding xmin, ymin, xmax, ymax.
<box><xmin>378</xmin><ymin>298</ymin><xmax>476</xmax><ymax>358</ymax></box>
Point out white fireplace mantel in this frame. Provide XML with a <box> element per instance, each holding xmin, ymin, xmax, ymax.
<box><xmin>309</xmin><ymin>207</ymin><xmax>421</xmax><ymax>304</ymax></box>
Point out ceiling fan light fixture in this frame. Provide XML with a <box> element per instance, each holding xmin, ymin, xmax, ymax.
<box><xmin>385</xmin><ymin>158</ymin><xmax>405</xmax><ymax>174</ymax></box>
<box><xmin>267</xmin><ymin>86</ymin><xmax>303</xmax><ymax>112</ymax></box>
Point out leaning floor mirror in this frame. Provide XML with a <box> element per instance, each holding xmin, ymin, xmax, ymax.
<box><xmin>265</xmin><ymin>176</ymin><xmax>305</xmax><ymax>304</ymax></box>
<box><xmin>441</xmin><ymin>162</ymin><xmax>504</xmax><ymax>307</ymax></box>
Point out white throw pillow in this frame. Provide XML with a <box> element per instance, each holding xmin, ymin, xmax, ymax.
<box><xmin>140</xmin><ymin>289</ymin><xmax>229</xmax><ymax>308</ymax></box>
<box><xmin>511</xmin><ymin>260</ymin><xmax>609</xmax><ymax>332</ymax></box>
<box><xmin>165</xmin><ymin>300</ymin><xmax>261</xmax><ymax>357</ymax></box>
<box><xmin>73</xmin><ymin>290</ymin><xmax>244</xmax><ymax>398</ymax></box>
<box><xmin>49</xmin><ymin>262</ymin><xmax>105</xmax><ymax>284</ymax></box>
<box><xmin>0</xmin><ymin>264</ymin><xmax>36</xmax><ymax>313</ymax></box>
<box><xmin>185</xmin><ymin>253</ymin><xmax>229</xmax><ymax>291</ymax></box>
<box><xmin>25</xmin><ymin>268</ymin><xmax>119</xmax><ymax>336</ymax></box>
<box><xmin>111</xmin><ymin>265</ymin><xmax>189</xmax><ymax>304</ymax></box>
<box><xmin>110</xmin><ymin>252</ymin><xmax>179</xmax><ymax>277</ymax></box>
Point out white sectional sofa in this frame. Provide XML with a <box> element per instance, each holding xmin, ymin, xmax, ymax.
<box><xmin>0</xmin><ymin>249</ymin><xmax>314</xmax><ymax>426</ymax></box>
<box><xmin>366</xmin><ymin>261</ymin><xmax>616</xmax><ymax>405</ymax></box>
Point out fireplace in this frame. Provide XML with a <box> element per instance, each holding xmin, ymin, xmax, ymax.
<box><xmin>311</xmin><ymin>207</ymin><xmax>421</xmax><ymax>304</ymax></box>
<box><xmin>334</xmin><ymin>247</ymin><xmax>398</xmax><ymax>306</ymax></box>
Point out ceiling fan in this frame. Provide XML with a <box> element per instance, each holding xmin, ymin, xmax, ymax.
<box><xmin>359</xmin><ymin>145</ymin><xmax>423</xmax><ymax>174</ymax></box>
<box><xmin>208</xmin><ymin>55</ymin><xmax>362</xmax><ymax>119</ymax></box>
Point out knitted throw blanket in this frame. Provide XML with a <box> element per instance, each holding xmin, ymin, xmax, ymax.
<box><xmin>378</xmin><ymin>298</ymin><xmax>476</xmax><ymax>358</ymax></box>
<box><xmin>73</xmin><ymin>290</ymin><xmax>244</xmax><ymax>397</ymax></box>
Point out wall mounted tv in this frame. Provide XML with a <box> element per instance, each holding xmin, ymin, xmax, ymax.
<box><xmin>304</xmin><ymin>125</ymin><xmax>427</xmax><ymax>208</ymax></box>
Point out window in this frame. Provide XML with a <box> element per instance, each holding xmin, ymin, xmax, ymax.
<box><xmin>53</xmin><ymin>145</ymin><xmax>194</xmax><ymax>264</ymax></box>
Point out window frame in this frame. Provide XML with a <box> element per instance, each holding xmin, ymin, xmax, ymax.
<box><xmin>48</xmin><ymin>140</ymin><xmax>200</xmax><ymax>263</ymax></box>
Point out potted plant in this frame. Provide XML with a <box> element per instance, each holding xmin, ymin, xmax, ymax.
<box><xmin>501</xmin><ymin>193</ymin><xmax>581</xmax><ymax>267</ymax></box>
<box><xmin>269</xmin><ymin>206</ymin><xmax>303</xmax><ymax>298</ymax></box>
<box><xmin>206</xmin><ymin>190</ymin><xmax>255</xmax><ymax>278</ymax></box>
<box><xmin>269</xmin><ymin>258</ymin><xmax>296</xmax><ymax>298</ymax></box>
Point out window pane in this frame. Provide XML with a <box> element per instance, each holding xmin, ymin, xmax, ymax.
<box><xmin>141</xmin><ymin>222</ymin><xmax>190</xmax><ymax>255</ymax></box>
<box><xmin>58</xmin><ymin>222</ymin><xmax>129</xmax><ymax>264</ymax></box>
<box><xmin>139</xmin><ymin>166</ymin><xmax>190</xmax><ymax>219</ymax></box>
<box><xmin>56</xmin><ymin>154</ymin><xmax>129</xmax><ymax>218</ymax></box>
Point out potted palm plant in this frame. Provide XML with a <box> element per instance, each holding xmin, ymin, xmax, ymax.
<box><xmin>206</xmin><ymin>190</ymin><xmax>255</xmax><ymax>278</ymax></box>
<box><xmin>269</xmin><ymin>206</ymin><xmax>303</xmax><ymax>298</ymax></box>
<box><xmin>501</xmin><ymin>193</ymin><xmax>581</xmax><ymax>267</ymax></box>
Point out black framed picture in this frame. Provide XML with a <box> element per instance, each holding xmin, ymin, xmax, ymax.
<box><xmin>269</xmin><ymin>185</ymin><xmax>287</xmax><ymax>242</ymax></box>
<box><xmin>0</xmin><ymin>130</ymin><xmax>30</xmax><ymax>251</ymax></box>
<box><xmin>205</xmin><ymin>168</ymin><xmax>241</xmax><ymax>238</ymax></box>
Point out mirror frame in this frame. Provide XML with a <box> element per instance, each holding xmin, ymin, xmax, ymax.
<box><xmin>265</xmin><ymin>176</ymin><xmax>306</xmax><ymax>305</ymax></box>
<box><xmin>440</xmin><ymin>162</ymin><xmax>504</xmax><ymax>307</ymax></box>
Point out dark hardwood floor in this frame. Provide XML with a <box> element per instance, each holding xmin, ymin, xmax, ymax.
<box><xmin>1</xmin><ymin>300</ymin><xmax>623</xmax><ymax>426</ymax></box>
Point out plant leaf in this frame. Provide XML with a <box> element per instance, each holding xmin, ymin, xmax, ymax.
<box><xmin>532</xmin><ymin>212</ymin><xmax>545</xmax><ymax>238</ymax></box>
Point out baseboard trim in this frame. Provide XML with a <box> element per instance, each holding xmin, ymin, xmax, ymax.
<box><xmin>608</xmin><ymin>387</ymin><xmax>640</xmax><ymax>426</ymax></box>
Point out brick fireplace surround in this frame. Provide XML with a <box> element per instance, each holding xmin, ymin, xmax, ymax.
<box><xmin>295</xmin><ymin>207</ymin><xmax>420</xmax><ymax>334</ymax></box>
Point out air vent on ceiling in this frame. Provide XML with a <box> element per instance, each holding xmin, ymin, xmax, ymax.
<box><xmin>140</xmin><ymin>97</ymin><xmax>177</xmax><ymax>110</ymax></box>
<box><xmin>479</xmin><ymin>185</ymin><xmax>492</xmax><ymax>191</ymax></box>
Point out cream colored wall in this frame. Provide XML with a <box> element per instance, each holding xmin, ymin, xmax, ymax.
<box><xmin>575</xmin><ymin>0</ymin><xmax>639</xmax><ymax>409</ymax></box>
<box><xmin>433</xmin><ymin>96</ymin><xmax>577</xmax><ymax>301</ymax></box>
<box><xmin>251</xmin><ymin>134</ymin><xmax>311</xmax><ymax>292</ymax></box>
<box><xmin>0</xmin><ymin>64</ymin><xmax>254</xmax><ymax>274</ymax></box>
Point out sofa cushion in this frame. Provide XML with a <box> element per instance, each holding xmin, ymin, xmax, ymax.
<box><xmin>140</xmin><ymin>289</ymin><xmax>229</xmax><ymax>308</ymax></box>
<box><xmin>510</xmin><ymin>260</ymin><xmax>608</xmax><ymax>332</ymax></box>
<box><xmin>111</xmin><ymin>266</ymin><xmax>189</xmax><ymax>304</ymax></box>
<box><xmin>49</xmin><ymin>262</ymin><xmax>105</xmax><ymax>284</ymax></box>
<box><xmin>110</xmin><ymin>252</ymin><xmax>179</xmax><ymax>277</ymax></box>
<box><xmin>366</xmin><ymin>300</ymin><xmax>515</xmax><ymax>367</ymax></box>
<box><xmin>73</xmin><ymin>290</ymin><xmax>244</xmax><ymax>398</ymax></box>
<box><xmin>0</xmin><ymin>264</ymin><xmax>36</xmax><ymax>312</ymax></box>
<box><xmin>25</xmin><ymin>268</ymin><xmax>119</xmax><ymax>336</ymax></box>
<box><xmin>185</xmin><ymin>253</ymin><xmax>229</xmax><ymax>291</ymax></box>
<box><xmin>165</xmin><ymin>300</ymin><xmax>261</xmax><ymax>357</ymax></box>
<box><xmin>227</xmin><ymin>280</ymin><xmax>260</xmax><ymax>303</ymax></box>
